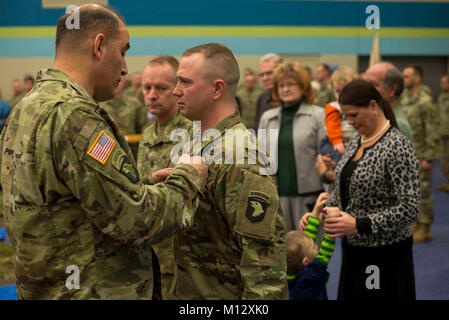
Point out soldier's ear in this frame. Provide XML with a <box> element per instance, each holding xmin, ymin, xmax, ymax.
<box><xmin>92</xmin><ymin>33</ymin><xmax>106</xmax><ymax>60</ymax></box>
<box><xmin>212</xmin><ymin>79</ymin><xmax>225</xmax><ymax>101</ymax></box>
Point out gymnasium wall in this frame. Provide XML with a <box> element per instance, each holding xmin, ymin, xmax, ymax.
<box><xmin>1</xmin><ymin>0</ymin><xmax>448</xmax><ymax>98</ymax></box>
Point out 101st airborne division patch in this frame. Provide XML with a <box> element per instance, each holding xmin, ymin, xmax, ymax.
<box><xmin>246</xmin><ymin>191</ymin><xmax>271</xmax><ymax>222</ymax></box>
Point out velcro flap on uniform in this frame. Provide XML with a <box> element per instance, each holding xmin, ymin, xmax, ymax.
<box><xmin>73</xmin><ymin>120</ymin><xmax>100</xmax><ymax>159</ymax></box>
<box><xmin>234</xmin><ymin>171</ymin><xmax>278</xmax><ymax>241</ymax></box>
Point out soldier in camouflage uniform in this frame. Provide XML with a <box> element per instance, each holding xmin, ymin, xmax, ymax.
<box><xmin>401</xmin><ymin>66</ymin><xmax>439</xmax><ymax>243</ymax></box>
<box><xmin>0</xmin><ymin>5</ymin><xmax>207</xmax><ymax>300</ymax></box>
<box><xmin>137</xmin><ymin>55</ymin><xmax>192</xmax><ymax>299</ymax></box>
<box><xmin>436</xmin><ymin>75</ymin><xmax>449</xmax><ymax>192</ymax></box>
<box><xmin>170</xmin><ymin>43</ymin><xmax>287</xmax><ymax>300</ymax></box>
<box><xmin>314</xmin><ymin>63</ymin><xmax>335</xmax><ymax>108</ymax></box>
<box><xmin>8</xmin><ymin>79</ymin><xmax>25</xmax><ymax>109</ymax></box>
<box><xmin>236</xmin><ymin>70</ymin><xmax>263</xmax><ymax>130</ymax></box>
<box><xmin>100</xmin><ymin>78</ymin><xmax>148</xmax><ymax>135</ymax></box>
<box><xmin>124</xmin><ymin>72</ymin><xmax>145</xmax><ymax>106</ymax></box>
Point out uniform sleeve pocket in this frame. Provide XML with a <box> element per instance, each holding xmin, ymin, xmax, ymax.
<box><xmin>234</xmin><ymin>170</ymin><xmax>279</xmax><ymax>241</ymax></box>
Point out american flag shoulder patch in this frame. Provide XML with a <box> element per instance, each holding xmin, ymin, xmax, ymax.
<box><xmin>87</xmin><ymin>130</ymin><xmax>116</xmax><ymax>164</ymax></box>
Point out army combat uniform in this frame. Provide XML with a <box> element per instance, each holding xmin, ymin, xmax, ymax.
<box><xmin>315</xmin><ymin>83</ymin><xmax>335</xmax><ymax>108</ymax></box>
<box><xmin>400</xmin><ymin>87</ymin><xmax>439</xmax><ymax>231</ymax></box>
<box><xmin>137</xmin><ymin>111</ymin><xmax>192</xmax><ymax>299</ymax></box>
<box><xmin>236</xmin><ymin>86</ymin><xmax>263</xmax><ymax>130</ymax></box>
<box><xmin>8</xmin><ymin>91</ymin><xmax>25</xmax><ymax>110</ymax></box>
<box><xmin>168</xmin><ymin>112</ymin><xmax>288</xmax><ymax>300</ymax></box>
<box><xmin>438</xmin><ymin>91</ymin><xmax>449</xmax><ymax>188</ymax></box>
<box><xmin>0</xmin><ymin>69</ymin><xmax>203</xmax><ymax>299</ymax></box>
<box><xmin>100</xmin><ymin>94</ymin><xmax>148</xmax><ymax>135</ymax></box>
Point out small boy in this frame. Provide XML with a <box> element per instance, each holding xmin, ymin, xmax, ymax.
<box><xmin>285</xmin><ymin>193</ymin><xmax>336</xmax><ymax>300</ymax></box>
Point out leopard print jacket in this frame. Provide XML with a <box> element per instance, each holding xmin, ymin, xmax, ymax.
<box><xmin>328</xmin><ymin>126</ymin><xmax>420</xmax><ymax>247</ymax></box>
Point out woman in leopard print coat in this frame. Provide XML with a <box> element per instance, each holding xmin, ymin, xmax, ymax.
<box><xmin>306</xmin><ymin>80</ymin><xmax>420</xmax><ymax>300</ymax></box>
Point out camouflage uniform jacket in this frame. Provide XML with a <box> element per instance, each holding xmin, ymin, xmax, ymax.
<box><xmin>315</xmin><ymin>83</ymin><xmax>335</xmax><ymax>108</ymax></box>
<box><xmin>8</xmin><ymin>91</ymin><xmax>25</xmax><ymax>109</ymax></box>
<box><xmin>137</xmin><ymin>111</ymin><xmax>192</xmax><ymax>298</ymax></box>
<box><xmin>438</xmin><ymin>92</ymin><xmax>449</xmax><ymax>137</ymax></box>
<box><xmin>124</xmin><ymin>86</ymin><xmax>145</xmax><ymax>106</ymax></box>
<box><xmin>170</xmin><ymin>112</ymin><xmax>288</xmax><ymax>300</ymax></box>
<box><xmin>236</xmin><ymin>86</ymin><xmax>264</xmax><ymax>130</ymax></box>
<box><xmin>0</xmin><ymin>69</ymin><xmax>203</xmax><ymax>300</ymax></box>
<box><xmin>100</xmin><ymin>95</ymin><xmax>148</xmax><ymax>135</ymax></box>
<box><xmin>399</xmin><ymin>88</ymin><xmax>439</xmax><ymax>161</ymax></box>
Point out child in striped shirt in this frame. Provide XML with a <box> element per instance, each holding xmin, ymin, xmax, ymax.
<box><xmin>285</xmin><ymin>192</ymin><xmax>336</xmax><ymax>300</ymax></box>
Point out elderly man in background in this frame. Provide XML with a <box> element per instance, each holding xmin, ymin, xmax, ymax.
<box><xmin>363</xmin><ymin>62</ymin><xmax>412</xmax><ymax>141</ymax></box>
<box><xmin>254</xmin><ymin>53</ymin><xmax>283</xmax><ymax>128</ymax></box>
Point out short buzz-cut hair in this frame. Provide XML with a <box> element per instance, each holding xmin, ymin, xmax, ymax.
<box><xmin>55</xmin><ymin>5</ymin><xmax>123</xmax><ymax>54</ymax></box>
<box><xmin>407</xmin><ymin>65</ymin><xmax>424</xmax><ymax>79</ymax></box>
<box><xmin>23</xmin><ymin>74</ymin><xmax>35</xmax><ymax>83</ymax></box>
<box><xmin>259</xmin><ymin>53</ymin><xmax>283</xmax><ymax>65</ymax></box>
<box><xmin>147</xmin><ymin>55</ymin><xmax>179</xmax><ymax>84</ymax></box>
<box><xmin>285</xmin><ymin>230</ymin><xmax>316</xmax><ymax>276</ymax></box>
<box><xmin>183</xmin><ymin>43</ymin><xmax>240</xmax><ymax>94</ymax></box>
<box><xmin>148</xmin><ymin>55</ymin><xmax>179</xmax><ymax>72</ymax></box>
<box><xmin>317</xmin><ymin>63</ymin><xmax>332</xmax><ymax>75</ymax></box>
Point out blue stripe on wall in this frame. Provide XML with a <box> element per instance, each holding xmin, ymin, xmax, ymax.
<box><xmin>1</xmin><ymin>36</ymin><xmax>448</xmax><ymax>57</ymax></box>
<box><xmin>0</xmin><ymin>0</ymin><xmax>449</xmax><ymax>28</ymax></box>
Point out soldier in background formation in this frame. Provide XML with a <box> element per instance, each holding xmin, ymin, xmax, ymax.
<box><xmin>236</xmin><ymin>68</ymin><xmax>263</xmax><ymax>130</ymax></box>
<box><xmin>401</xmin><ymin>65</ymin><xmax>439</xmax><ymax>243</ymax></box>
<box><xmin>0</xmin><ymin>4</ymin><xmax>207</xmax><ymax>299</ymax></box>
<box><xmin>23</xmin><ymin>74</ymin><xmax>35</xmax><ymax>93</ymax></box>
<box><xmin>170</xmin><ymin>43</ymin><xmax>288</xmax><ymax>299</ymax></box>
<box><xmin>124</xmin><ymin>71</ymin><xmax>145</xmax><ymax>105</ymax></box>
<box><xmin>137</xmin><ymin>55</ymin><xmax>192</xmax><ymax>299</ymax></box>
<box><xmin>314</xmin><ymin>63</ymin><xmax>335</xmax><ymax>108</ymax></box>
<box><xmin>8</xmin><ymin>79</ymin><xmax>25</xmax><ymax>109</ymax></box>
<box><xmin>100</xmin><ymin>74</ymin><xmax>149</xmax><ymax>135</ymax></box>
<box><xmin>437</xmin><ymin>74</ymin><xmax>449</xmax><ymax>192</ymax></box>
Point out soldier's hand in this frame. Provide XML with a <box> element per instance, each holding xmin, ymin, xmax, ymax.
<box><xmin>152</xmin><ymin>168</ymin><xmax>174</xmax><ymax>183</ymax></box>
<box><xmin>177</xmin><ymin>154</ymin><xmax>208</xmax><ymax>185</ymax></box>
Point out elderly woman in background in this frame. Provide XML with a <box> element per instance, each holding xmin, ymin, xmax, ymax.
<box><xmin>259</xmin><ymin>61</ymin><xmax>325</xmax><ymax>231</ymax></box>
<box><xmin>301</xmin><ymin>79</ymin><xmax>420</xmax><ymax>300</ymax></box>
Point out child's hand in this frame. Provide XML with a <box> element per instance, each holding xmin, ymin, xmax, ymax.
<box><xmin>312</xmin><ymin>192</ymin><xmax>329</xmax><ymax>218</ymax></box>
<box><xmin>334</xmin><ymin>143</ymin><xmax>346</xmax><ymax>155</ymax></box>
<box><xmin>299</xmin><ymin>212</ymin><xmax>313</xmax><ymax>231</ymax></box>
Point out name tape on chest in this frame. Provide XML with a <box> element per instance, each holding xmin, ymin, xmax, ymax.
<box><xmin>87</xmin><ymin>130</ymin><xmax>116</xmax><ymax>164</ymax></box>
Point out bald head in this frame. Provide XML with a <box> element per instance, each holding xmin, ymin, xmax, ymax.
<box><xmin>55</xmin><ymin>4</ymin><xmax>123</xmax><ymax>56</ymax></box>
<box><xmin>364</xmin><ymin>62</ymin><xmax>404</xmax><ymax>102</ymax></box>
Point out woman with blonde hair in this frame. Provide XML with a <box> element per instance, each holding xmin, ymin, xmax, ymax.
<box><xmin>259</xmin><ymin>61</ymin><xmax>325</xmax><ymax>231</ymax></box>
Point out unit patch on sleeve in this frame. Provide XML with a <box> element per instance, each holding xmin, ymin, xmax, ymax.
<box><xmin>246</xmin><ymin>191</ymin><xmax>271</xmax><ymax>223</ymax></box>
<box><xmin>87</xmin><ymin>130</ymin><xmax>116</xmax><ymax>164</ymax></box>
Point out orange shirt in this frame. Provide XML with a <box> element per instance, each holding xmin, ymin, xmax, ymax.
<box><xmin>325</xmin><ymin>102</ymin><xmax>343</xmax><ymax>146</ymax></box>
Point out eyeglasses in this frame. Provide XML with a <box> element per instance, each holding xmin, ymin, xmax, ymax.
<box><xmin>278</xmin><ymin>82</ymin><xmax>299</xmax><ymax>89</ymax></box>
<box><xmin>259</xmin><ymin>71</ymin><xmax>273</xmax><ymax>78</ymax></box>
